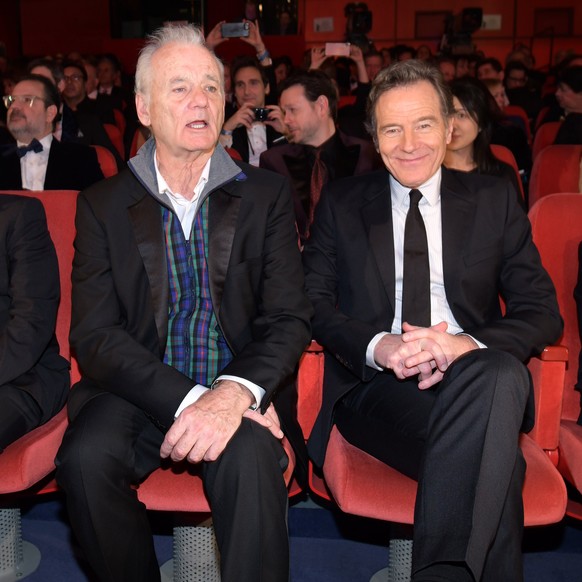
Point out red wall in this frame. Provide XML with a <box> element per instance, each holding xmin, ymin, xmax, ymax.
<box><xmin>1</xmin><ymin>0</ymin><xmax>581</xmax><ymax>72</ymax></box>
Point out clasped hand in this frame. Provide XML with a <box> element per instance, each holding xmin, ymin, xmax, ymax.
<box><xmin>160</xmin><ymin>380</ymin><xmax>283</xmax><ymax>463</ymax></box>
<box><xmin>373</xmin><ymin>321</ymin><xmax>478</xmax><ymax>390</ymax></box>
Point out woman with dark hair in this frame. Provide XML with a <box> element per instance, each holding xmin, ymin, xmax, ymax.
<box><xmin>444</xmin><ymin>77</ymin><xmax>524</xmax><ymax>204</ymax></box>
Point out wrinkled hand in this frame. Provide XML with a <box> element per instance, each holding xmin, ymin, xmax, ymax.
<box><xmin>243</xmin><ymin>403</ymin><xmax>283</xmax><ymax>440</ymax></box>
<box><xmin>309</xmin><ymin>47</ymin><xmax>327</xmax><ymax>70</ymax></box>
<box><xmin>263</xmin><ymin>105</ymin><xmax>288</xmax><ymax>135</ymax></box>
<box><xmin>401</xmin><ymin>321</ymin><xmax>479</xmax><ymax>389</ymax></box>
<box><xmin>160</xmin><ymin>380</ymin><xmax>253</xmax><ymax>463</ymax></box>
<box><xmin>205</xmin><ymin>21</ymin><xmax>226</xmax><ymax>50</ymax></box>
<box><xmin>223</xmin><ymin>103</ymin><xmax>256</xmax><ymax>131</ymax></box>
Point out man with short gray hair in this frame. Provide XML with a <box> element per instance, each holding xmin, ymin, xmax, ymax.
<box><xmin>304</xmin><ymin>60</ymin><xmax>562</xmax><ymax>582</ymax></box>
<box><xmin>56</xmin><ymin>23</ymin><xmax>311</xmax><ymax>582</ymax></box>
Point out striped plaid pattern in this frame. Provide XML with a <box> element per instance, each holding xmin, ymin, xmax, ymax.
<box><xmin>162</xmin><ymin>201</ymin><xmax>232</xmax><ymax>385</ymax></box>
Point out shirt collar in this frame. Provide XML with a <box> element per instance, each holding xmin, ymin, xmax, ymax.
<box><xmin>389</xmin><ymin>166</ymin><xmax>442</xmax><ymax>208</ymax></box>
<box><xmin>17</xmin><ymin>133</ymin><xmax>53</xmax><ymax>150</ymax></box>
<box><xmin>154</xmin><ymin>149</ymin><xmax>211</xmax><ymax>204</ymax></box>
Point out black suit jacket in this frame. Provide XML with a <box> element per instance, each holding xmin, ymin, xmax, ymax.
<box><xmin>68</xmin><ymin>148</ymin><xmax>312</xmax><ymax>436</ymax></box>
<box><xmin>303</xmin><ymin>167</ymin><xmax>563</xmax><ymax>467</ymax></box>
<box><xmin>0</xmin><ymin>195</ymin><xmax>69</xmax><ymax>421</ymax></box>
<box><xmin>0</xmin><ymin>138</ymin><xmax>104</xmax><ymax>191</ymax></box>
<box><xmin>231</xmin><ymin>124</ymin><xmax>283</xmax><ymax>163</ymax></box>
<box><xmin>260</xmin><ymin>131</ymin><xmax>381</xmax><ymax>238</ymax></box>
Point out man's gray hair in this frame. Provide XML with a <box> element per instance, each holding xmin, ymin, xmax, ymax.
<box><xmin>135</xmin><ymin>24</ymin><xmax>224</xmax><ymax>102</ymax></box>
<box><xmin>365</xmin><ymin>59</ymin><xmax>454</xmax><ymax>148</ymax></box>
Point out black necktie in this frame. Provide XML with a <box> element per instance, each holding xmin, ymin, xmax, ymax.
<box><xmin>16</xmin><ymin>139</ymin><xmax>43</xmax><ymax>158</ymax></box>
<box><xmin>308</xmin><ymin>148</ymin><xmax>327</xmax><ymax>234</ymax></box>
<box><xmin>402</xmin><ymin>189</ymin><xmax>431</xmax><ymax>328</ymax></box>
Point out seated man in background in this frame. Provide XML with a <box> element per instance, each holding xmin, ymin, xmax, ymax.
<box><xmin>0</xmin><ymin>193</ymin><xmax>69</xmax><ymax>451</ymax></box>
<box><xmin>554</xmin><ymin>66</ymin><xmax>582</xmax><ymax>145</ymax></box>
<box><xmin>260</xmin><ymin>69</ymin><xmax>380</xmax><ymax>241</ymax></box>
<box><xmin>218</xmin><ymin>55</ymin><xmax>286</xmax><ymax>165</ymax></box>
<box><xmin>303</xmin><ymin>60</ymin><xmax>562</xmax><ymax>582</ymax></box>
<box><xmin>0</xmin><ymin>74</ymin><xmax>104</xmax><ymax>190</ymax></box>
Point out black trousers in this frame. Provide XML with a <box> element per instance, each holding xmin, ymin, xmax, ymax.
<box><xmin>0</xmin><ymin>385</ymin><xmax>44</xmax><ymax>452</ymax></box>
<box><xmin>55</xmin><ymin>391</ymin><xmax>290</xmax><ymax>582</ymax></box>
<box><xmin>334</xmin><ymin>349</ymin><xmax>530</xmax><ymax>582</ymax></box>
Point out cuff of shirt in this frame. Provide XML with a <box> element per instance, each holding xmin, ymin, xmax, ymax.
<box><xmin>457</xmin><ymin>333</ymin><xmax>487</xmax><ymax>350</ymax></box>
<box><xmin>214</xmin><ymin>375</ymin><xmax>265</xmax><ymax>410</ymax></box>
<box><xmin>175</xmin><ymin>384</ymin><xmax>210</xmax><ymax>418</ymax></box>
<box><xmin>366</xmin><ymin>331</ymin><xmax>389</xmax><ymax>370</ymax></box>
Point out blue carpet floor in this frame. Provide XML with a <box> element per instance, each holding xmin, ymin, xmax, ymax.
<box><xmin>14</xmin><ymin>493</ymin><xmax>582</xmax><ymax>581</ymax></box>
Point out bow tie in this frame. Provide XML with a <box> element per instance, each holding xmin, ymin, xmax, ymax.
<box><xmin>16</xmin><ymin>139</ymin><xmax>43</xmax><ymax>158</ymax></box>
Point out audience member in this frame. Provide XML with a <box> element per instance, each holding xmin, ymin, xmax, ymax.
<box><xmin>554</xmin><ymin>66</ymin><xmax>582</xmax><ymax>144</ymax></box>
<box><xmin>0</xmin><ymin>193</ymin><xmax>69</xmax><ymax>452</ymax></box>
<box><xmin>416</xmin><ymin>45</ymin><xmax>433</xmax><ymax>62</ymax></box>
<box><xmin>505</xmin><ymin>61</ymin><xmax>543</xmax><ymax>123</ymax></box>
<box><xmin>303</xmin><ymin>59</ymin><xmax>562</xmax><ymax>582</ymax></box>
<box><xmin>219</xmin><ymin>55</ymin><xmax>286</xmax><ymax>165</ymax></box>
<box><xmin>260</xmin><ymin>69</ymin><xmax>380</xmax><ymax>241</ymax></box>
<box><xmin>364</xmin><ymin>50</ymin><xmax>383</xmax><ymax>82</ymax></box>
<box><xmin>0</xmin><ymin>74</ymin><xmax>104</xmax><ymax>190</ymax></box>
<box><xmin>445</xmin><ymin>77</ymin><xmax>524</xmax><ymax>205</ymax></box>
<box><xmin>83</xmin><ymin>59</ymin><xmax>99</xmax><ymax>99</ymax></box>
<box><xmin>55</xmin><ymin>23</ymin><xmax>311</xmax><ymax>582</ymax></box>
<box><xmin>483</xmin><ymin>77</ymin><xmax>532</xmax><ymax>181</ymax></box>
<box><xmin>476</xmin><ymin>57</ymin><xmax>504</xmax><ymax>81</ymax></box>
<box><xmin>437</xmin><ymin>57</ymin><xmax>456</xmax><ymax>83</ymax></box>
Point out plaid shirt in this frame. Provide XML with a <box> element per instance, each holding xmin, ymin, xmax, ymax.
<box><xmin>162</xmin><ymin>200</ymin><xmax>233</xmax><ymax>385</ymax></box>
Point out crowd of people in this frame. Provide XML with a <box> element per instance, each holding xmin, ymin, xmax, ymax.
<box><xmin>0</xmin><ymin>18</ymin><xmax>580</xmax><ymax>582</ymax></box>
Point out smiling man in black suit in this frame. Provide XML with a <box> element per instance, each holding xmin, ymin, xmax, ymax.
<box><xmin>0</xmin><ymin>74</ymin><xmax>104</xmax><ymax>190</ymax></box>
<box><xmin>303</xmin><ymin>60</ymin><xmax>562</xmax><ymax>582</ymax></box>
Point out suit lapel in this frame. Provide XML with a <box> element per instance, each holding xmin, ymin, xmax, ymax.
<box><xmin>361</xmin><ymin>173</ymin><xmax>395</xmax><ymax>311</ymax></box>
<box><xmin>128</xmin><ymin>192</ymin><xmax>169</xmax><ymax>355</ymax></box>
<box><xmin>207</xmin><ymin>185</ymin><xmax>241</xmax><ymax>317</ymax></box>
<box><xmin>440</xmin><ymin>168</ymin><xmax>475</xmax><ymax>300</ymax></box>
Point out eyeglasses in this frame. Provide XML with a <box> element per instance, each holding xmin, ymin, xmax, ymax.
<box><xmin>2</xmin><ymin>94</ymin><xmax>46</xmax><ymax>109</ymax></box>
<box><xmin>63</xmin><ymin>74</ymin><xmax>84</xmax><ymax>83</ymax></box>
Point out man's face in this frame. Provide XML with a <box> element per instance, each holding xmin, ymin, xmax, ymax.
<box><xmin>97</xmin><ymin>60</ymin><xmax>117</xmax><ymax>87</ymax></box>
<box><xmin>136</xmin><ymin>42</ymin><xmax>224</xmax><ymax>161</ymax></box>
<box><xmin>439</xmin><ymin>62</ymin><xmax>455</xmax><ymax>83</ymax></box>
<box><xmin>62</xmin><ymin>66</ymin><xmax>86</xmax><ymax>102</ymax></box>
<box><xmin>374</xmin><ymin>81</ymin><xmax>452</xmax><ymax>189</ymax></box>
<box><xmin>365</xmin><ymin>55</ymin><xmax>383</xmax><ymax>82</ymax></box>
<box><xmin>6</xmin><ymin>80</ymin><xmax>56</xmax><ymax>143</ymax></box>
<box><xmin>233</xmin><ymin>66</ymin><xmax>268</xmax><ymax>109</ymax></box>
<box><xmin>280</xmin><ymin>84</ymin><xmax>324</xmax><ymax>146</ymax></box>
<box><xmin>556</xmin><ymin>83</ymin><xmax>582</xmax><ymax>114</ymax></box>
<box><xmin>506</xmin><ymin>69</ymin><xmax>527</xmax><ymax>89</ymax></box>
<box><xmin>477</xmin><ymin>63</ymin><xmax>502</xmax><ymax>80</ymax></box>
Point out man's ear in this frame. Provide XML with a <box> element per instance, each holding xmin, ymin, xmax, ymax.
<box><xmin>316</xmin><ymin>95</ymin><xmax>329</xmax><ymax>117</ymax></box>
<box><xmin>45</xmin><ymin>104</ymin><xmax>58</xmax><ymax>126</ymax></box>
<box><xmin>135</xmin><ymin>93</ymin><xmax>151</xmax><ymax>127</ymax></box>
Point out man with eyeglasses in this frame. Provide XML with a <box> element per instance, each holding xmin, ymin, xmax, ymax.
<box><xmin>0</xmin><ymin>74</ymin><xmax>104</xmax><ymax>190</ymax></box>
<box><xmin>59</xmin><ymin>60</ymin><xmax>124</xmax><ymax>168</ymax></box>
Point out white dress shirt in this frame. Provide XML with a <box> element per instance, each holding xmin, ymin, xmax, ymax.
<box><xmin>19</xmin><ymin>134</ymin><xmax>53</xmax><ymax>191</ymax></box>
<box><xmin>366</xmin><ymin>169</ymin><xmax>485</xmax><ymax>369</ymax></box>
<box><xmin>153</xmin><ymin>153</ymin><xmax>265</xmax><ymax>415</ymax></box>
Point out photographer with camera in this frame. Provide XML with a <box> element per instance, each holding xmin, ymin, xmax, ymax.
<box><xmin>218</xmin><ymin>55</ymin><xmax>287</xmax><ymax>165</ymax></box>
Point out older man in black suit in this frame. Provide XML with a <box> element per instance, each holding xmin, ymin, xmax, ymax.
<box><xmin>260</xmin><ymin>69</ymin><xmax>381</xmax><ymax>241</ymax></box>
<box><xmin>303</xmin><ymin>60</ymin><xmax>562</xmax><ymax>582</ymax></box>
<box><xmin>0</xmin><ymin>74</ymin><xmax>104</xmax><ymax>190</ymax></box>
<box><xmin>55</xmin><ymin>24</ymin><xmax>311</xmax><ymax>582</ymax></box>
<box><xmin>0</xmin><ymin>194</ymin><xmax>69</xmax><ymax>451</ymax></box>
